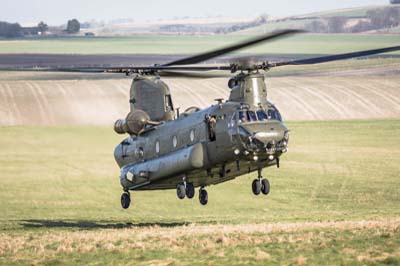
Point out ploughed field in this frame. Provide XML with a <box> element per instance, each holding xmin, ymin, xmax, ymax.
<box><xmin>0</xmin><ymin>71</ymin><xmax>399</xmax><ymax>125</ymax></box>
<box><xmin>0</xmin><ymin>120</ymin><xmax>399</xmax><ymax>265</ymax></box>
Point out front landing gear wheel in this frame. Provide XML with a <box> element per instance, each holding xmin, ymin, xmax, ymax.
<box><xmin>121</xmin><ymin>192</ymin><xmax>131</xmax><ymax>209</ymax></box>
<box><xmin>199</xmin><ymin>188</ymin><xmax>208</xmax><ymax>205</ymax></box>
<box><xmin>186</xmin><ymin>183</ymin><xmax>195</xmax><ymax>199</ymax></box>
<box><xmin>252</xmin><ymin>179</ymin><xmax>261</xmax><ymax>195</ymax></box>
<box><xmin>261</xmin><ymin>179</ymin><xmax>270</xmax><ymax>195</ymax></box>
<box><xmin>177</xmin><ymin>184</ymin><xmax>186</xmax><ymax>199</ymax></box>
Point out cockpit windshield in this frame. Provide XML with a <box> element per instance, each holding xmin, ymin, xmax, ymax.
<box><xmin>256</xmin><ymin>110</ymin><xmax>268</xmax><ymax>121</ymax></box>
<box><xmin>239</xmin><ymin>107</ymin><xmax>282</xmax><ymax>123</ymax></box>
<box><xmin>238</xmin><ymin>110</ymin><xmax>257</xmax><ymax>123</ymax></box>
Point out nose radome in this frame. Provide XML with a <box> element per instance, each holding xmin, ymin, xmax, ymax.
<box><xmin>254</xmin><ymin>131</ymin><xmax>283</xmax><ymax>143</ymax></box>
<box><xmin>242</xmin><ymin>122</ymin><xmax>287</xmax><ymax>143</ymax></box>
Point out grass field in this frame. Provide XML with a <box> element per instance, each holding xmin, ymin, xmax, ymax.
<box><xmin>0</xmin><ymin>120</ymin><xmax>400</xmax><ymax>265</ymax></box>
<box><xmin>0</xmin><ymin>34</ymin><xmax>399</xmax><ymax>55</ymax></box>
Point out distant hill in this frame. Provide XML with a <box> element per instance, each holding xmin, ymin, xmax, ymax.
<box><xmin>233</xmin><ymin>5</ymin><xmax>398</xmax><ymax>35</ymax></box>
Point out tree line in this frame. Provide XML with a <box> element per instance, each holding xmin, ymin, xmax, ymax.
<box><xmin>0</xmin><ymin>19</ymin><xmax>81</xmax><ymax>38</ymax></box>
<box><xmin>306</xmin><ymin>6</ymin><xmax>400</xmax><ymax>33</ymax></box>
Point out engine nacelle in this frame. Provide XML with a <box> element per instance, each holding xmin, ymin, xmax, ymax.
<box><xmin>114</xmin><ymin>110</ymin><xmax>151</xmax><ymax>135</ymax></box>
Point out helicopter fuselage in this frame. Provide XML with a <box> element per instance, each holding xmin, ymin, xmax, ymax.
<box><xmin>114</xmin><ymin>99</ymin><xmax>289</xmax><ymax>191</ymax></box>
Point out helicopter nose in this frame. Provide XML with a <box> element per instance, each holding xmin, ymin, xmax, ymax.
<box><xmin>239</xmin><ymin>121</ymin><xmax>289</xmax><ymax>154</ymax></box>
<box><xmin>242</xmin><ymin>121</ymin><xmax>287</xmax><ymax>144</ymax></box>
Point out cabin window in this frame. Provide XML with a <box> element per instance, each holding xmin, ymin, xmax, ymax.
<box><xmin>136</xmin><ymin>147</ymin><xmax>144</xmax><ymax>159</ymax></box>
<box><xmin>155</xmin><ymin>141</ymin><xmax>160</xmax><ymax>154</ymax></box>
<box><xmin>173</xmin><ymin>136</ymin><xmax>178</xmax><ymax>148</ymax></box>
<box><xmin>190</xmin><ymin>130</ymin><xmax>195</xmax><ymax>142</ymax></box>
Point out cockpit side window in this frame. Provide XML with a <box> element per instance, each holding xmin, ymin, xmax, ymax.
<box><xmin>165</xmin><ymin>95</ymin><xmax>174</xmax><ymax>112</ymax></box>
<box><xmin>238</xmin><ymin>111</ymin><xmax>249</xmax><ymax>123</ymax></box>
<box><xmin>230</xmin><ymin>113</ymin><xmax>237</xmax><ymax>127</ymax></box>
<box><xmin>267</xmin><ymin>106</ymin><xmax>282</xmax><ymax>121</ymax></box>
<box><xmin>248</xmin><ymin>111</ymin><xmax>257</xmax><ymax>122</ymax></box>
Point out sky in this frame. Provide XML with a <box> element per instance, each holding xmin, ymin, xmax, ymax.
<box><xmin>1</xmin><ymin>0</ymin><xmax>389</xmax><ymax>25</ymax></box>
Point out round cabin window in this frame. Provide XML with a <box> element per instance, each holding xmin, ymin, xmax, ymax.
<box><xmin>173</xmin><ymin>136</ymin><xmax>178</xmax><ymax>148</ymax></box>
<box><xmin>155</xmin><ymin>141</ymin><xmax>160</xmax><ymax>154</ymax></box>
<box><xmin>190</xmin><ymin>130</ymin><xmax>195</xmax><ymax>142</ymax></box>
<box><xmin>136</xmin><ymin>147</ymin><xmax>144</xmax><ymax>158</ymax></box>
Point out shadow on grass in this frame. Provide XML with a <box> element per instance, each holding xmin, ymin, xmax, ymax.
<box><xmin>19</xmin><ymin>219</ymin><xmax>190</xmax><ymax>230</ymax></box>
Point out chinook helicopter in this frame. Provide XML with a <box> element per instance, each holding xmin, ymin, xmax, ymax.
<box><xmin>3</xmin><ymin>30</ymin><xmax>400</xmax><ymax>208</ymax></box>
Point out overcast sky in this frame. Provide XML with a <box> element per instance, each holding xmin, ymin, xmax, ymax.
<box><xmin>1</xmin><ymin>0</ymin><xmax>389</xmax><ymax>25</ymax></box>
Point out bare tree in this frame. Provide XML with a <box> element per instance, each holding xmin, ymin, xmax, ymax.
<box><xmin>306</xmin><ymin>20</ymin><xmax>326</xmax><ymax>33</ymax></box>
<box><xmin>0</xmin><ymin>21</ymin><xmax>22</xmax><ymax>37</ymax></box>
<box><xmin>367</xmin><ymin>7</ymin><xmax>400</xmax><ymax>29</ymax></box>
<box><xmin>327</xmin><ymin>17</ymin><xmax>347</xmax><ymax>33</ymax></box>
<box><xmin>37</xmin><ymin>21</ymin><xmax>48</xmax><ymax>34</ymax></box>
<box><xmin>66</xmin><ymin>19</ymin><xmax>80</xmax><ymax>34</ymax></box>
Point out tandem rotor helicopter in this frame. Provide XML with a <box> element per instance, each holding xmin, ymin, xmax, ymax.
<box><xmin>5</xmin><ymin>30</ymin><xmax>400</xmax><ymax>208</ymax></box>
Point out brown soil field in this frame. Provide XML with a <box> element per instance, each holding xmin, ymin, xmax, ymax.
<box><xmin>0</xmin><ymin>74</ymin><xmax>399</xmax><ymax>125</ymax></box>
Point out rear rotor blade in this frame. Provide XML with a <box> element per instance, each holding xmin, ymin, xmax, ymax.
<box><xmin>163</xmin><ymin>29</ymin><xmax>303</xmax><ymax>66</ymax></box>
<box><xmin>269</xmin><ymin>45</ymin><xmax>400</xmax><ymax>67</ymax></box>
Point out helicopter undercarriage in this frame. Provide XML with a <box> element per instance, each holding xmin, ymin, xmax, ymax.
<box><xmin>120</xmin><ymin>157</ymin><xmax>278</xmax><ymax>209</ymax></box>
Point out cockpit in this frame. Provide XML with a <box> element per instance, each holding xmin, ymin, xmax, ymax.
<box><xmin>237</xmin><ymin>106</ymin><xmax>282</xmax><ymax>123</ymax></box>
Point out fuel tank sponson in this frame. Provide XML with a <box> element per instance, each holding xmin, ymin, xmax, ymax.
<box><xmin>120</xmin><ymin>143</ymin><xmax>205</xmax><ymax>188</ymax></box>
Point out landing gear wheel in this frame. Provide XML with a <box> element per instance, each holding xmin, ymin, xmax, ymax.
<box><xmin>252</xmin><ymin>179</ymin><xmax>261</xmax><ymax>195</ymax></box>
<box><xmin>177</xmin><ymin>184</ymin><xmax>186</xmax><ymax>199</ymax></box>
<box><xmin>199</xmin><ymin>188</ymin><xmax>208</xmax><ymax>205</ymax></box>
<box><xmin>186</xmin><ymin>183</ymin><xmax>195</xmax><ymax>199</ymax></box>
<box><xmin>261</xmin><ymin>179</ymin><xmax>270</xmax><ymax>195</ymax></box>
<box><xmin>121</xmin><ymin>192</ymin><xmax>131</xmax><ymax>209</ymax></box>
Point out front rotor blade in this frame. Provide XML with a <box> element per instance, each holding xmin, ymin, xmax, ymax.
<box><xmin>0</xmin><ymin>65</ymin><xmax>231</xmax><ymax>73</ymax></box>
<box><xmin>159</xmin><ymin>70</ymin><xmax>232</xmax><ymax>79</ymax></box>
<box><xmin>0</xmin><ymin>67</ymin><xmax>108</xmax><ymax>73</ymax></box>
<box><xmin>163</xmin><ymin>29</ymin><xmax>303</xmax><ymax>66</ymax></box>
<box><xmin>270</xmin><ymin>45</ymin><xmax>400</xmax><ymax>67</ymax></box>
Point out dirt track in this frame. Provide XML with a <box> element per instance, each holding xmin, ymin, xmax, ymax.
<box><xmin>0</xmin><ymin>74</ymin><xmax>399</xmax><ymax>125</ymax></box>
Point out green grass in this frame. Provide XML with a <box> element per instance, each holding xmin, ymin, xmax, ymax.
<box><xmin>0</xmin><ymin>34</ymin><xmax>399</xmax><ymax>55</ymax></box>
<box><xmin>0</xmin><ymin>120</ymin><xmax>400</xmax><ymax>265</ymax></box>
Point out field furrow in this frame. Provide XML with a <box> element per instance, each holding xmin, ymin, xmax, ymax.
<box><xmin>1</xmin><ymin>75</ymin><xmax>399</xmax><ymax>125</ymax></box>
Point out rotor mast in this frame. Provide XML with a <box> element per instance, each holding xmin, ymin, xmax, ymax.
<box><xmin>229</xmin><ymin>71</ymin><xmax>268</xmax><ymax>108</ymax></box>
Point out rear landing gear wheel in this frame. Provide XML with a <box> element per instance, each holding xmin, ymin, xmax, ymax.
<box><xmin>199</xmin><ymin>188</ymin><xmax>208</xmax><ymax>205</ymax></box>
<box><xmin>252</xmin><ymin>179</ymin><xmax>261</xmax><ymax>195</ymax></box>
<box><xmin>121</xmin><ymin>192</ymin><xmax>131</xmax><ymax>209</ymax></box>
<box><xmin>177</xmin><ymin>184</ymin><xmax>186</xmax><ymax>199</ymax></box>
<box><xmin>261</xmin><ymin>179</ymin><xmax>270</xmax><ymax>195</ymax></box>
<box><xmin>186</xmin><ymin>183</ymin><xmax>195</xmax><ymax>199</ymax></box>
